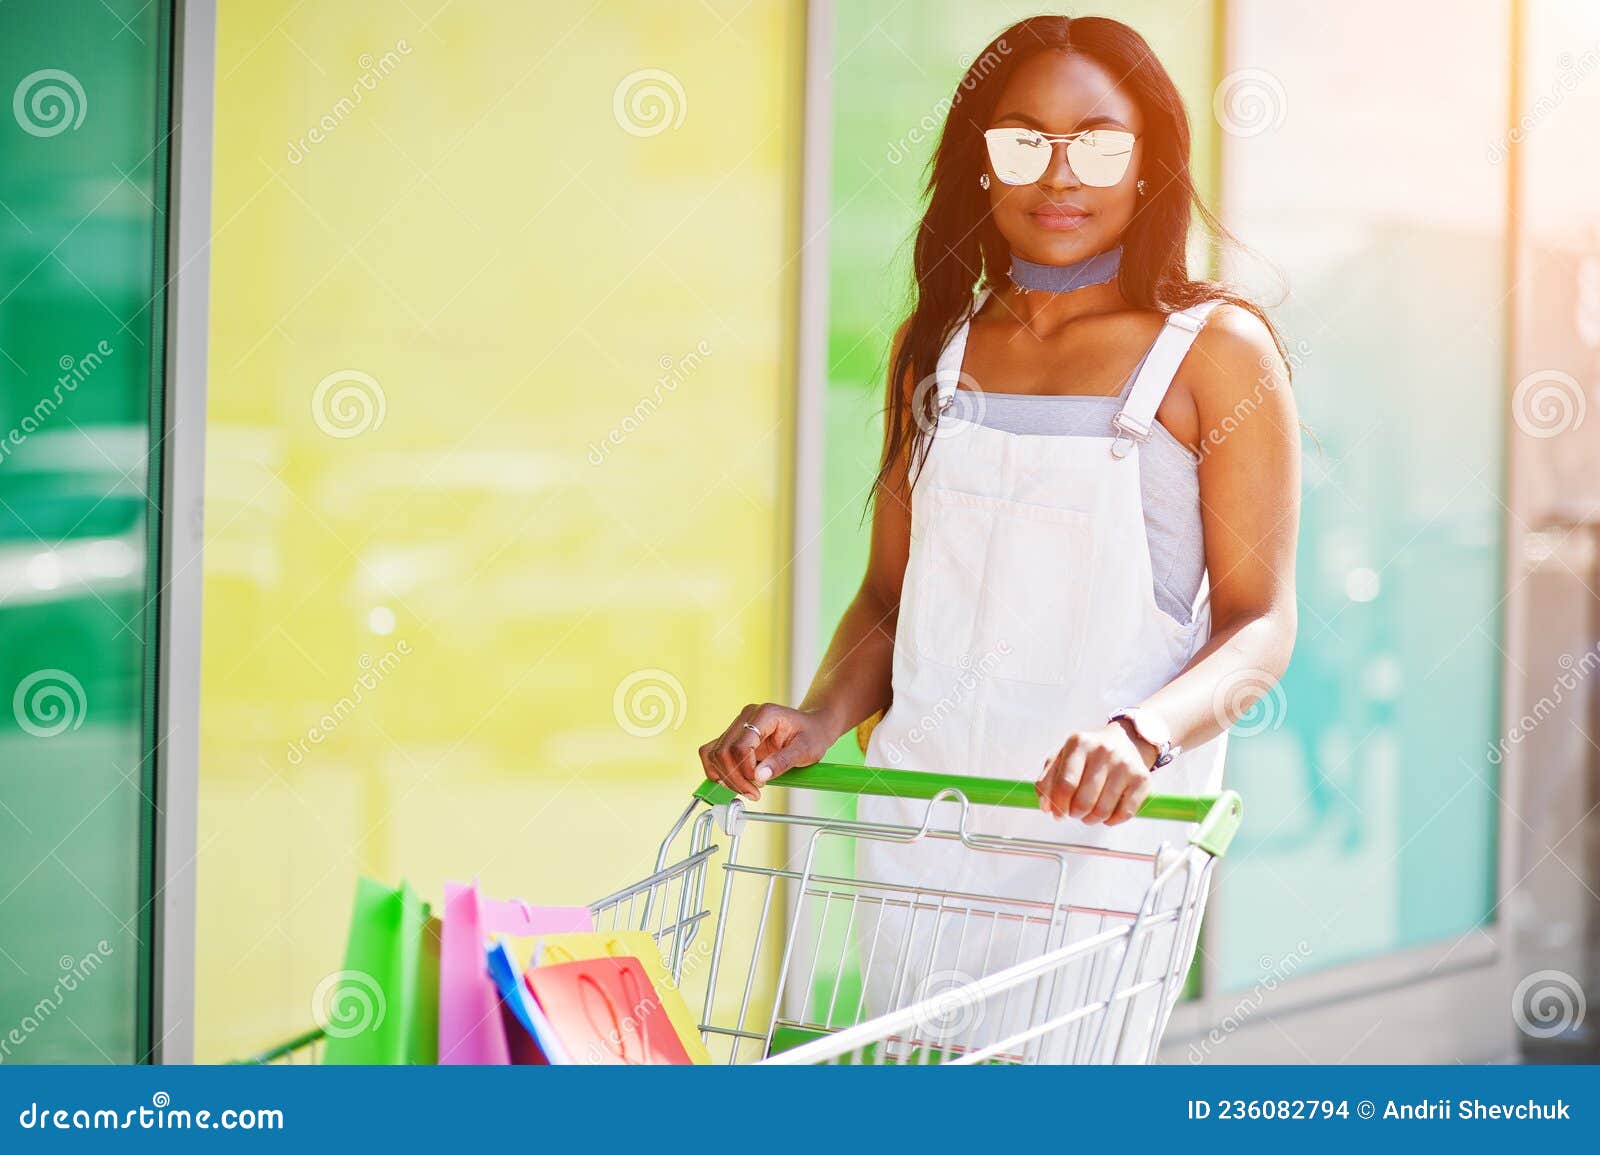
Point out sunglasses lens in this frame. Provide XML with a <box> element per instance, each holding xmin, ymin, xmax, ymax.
<box><xmin>1065</xmin><ymin>130</ymin><xmax>1135</xmax><ymax>187</ymax></box>
<box><xmin>984</xmin><ymin>129</ymin><xmax>1050</xmax><ymax>186</ymax></box>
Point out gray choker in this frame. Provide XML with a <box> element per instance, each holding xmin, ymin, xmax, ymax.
<box><xmin>1008</xmin><ymin>245</ymin><xmax>1122</xmax><ymax>293</ymax></box>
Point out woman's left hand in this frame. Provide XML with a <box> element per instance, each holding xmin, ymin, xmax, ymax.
<box><xmin>1035</xmin><ymin>723</ymin><xmax>1155</xmax><ymax>825</ymax></box>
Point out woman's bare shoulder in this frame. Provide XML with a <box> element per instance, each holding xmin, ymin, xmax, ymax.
<box><xmin>1182</xmin><ymin>301</ymin><xmax>1294</xmax><ymax>422</ymax></box>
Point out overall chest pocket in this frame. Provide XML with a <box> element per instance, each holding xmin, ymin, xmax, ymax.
<box><xmin>910</xmin><ymin>487</ymin><xmax>1098</xmax><ymax>686</ymax></box>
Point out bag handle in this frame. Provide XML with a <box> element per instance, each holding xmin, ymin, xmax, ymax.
<box><xmin>693</xmin><ymin>761</ymin><xmax>1242</xmax><ymax>858</ymax></box>
<box><xmin>537</xmin><ymin>935</ymin><xmax>630</xmax><ymax>967</ymax></box>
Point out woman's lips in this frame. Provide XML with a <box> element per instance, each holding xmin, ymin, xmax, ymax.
<box><xmin>1030</xmin><ymin>204</ymin><xmax>1090</xmax><ymax>230</ymax></box>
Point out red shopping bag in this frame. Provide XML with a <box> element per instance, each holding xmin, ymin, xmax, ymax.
<box><xmin>437</xmin><ymin>881</ymin><xmax>592</xmax><ymax>1065</ymax></box>
<box><xmin>523</xmin><ymin>956</ymin><xmax>693</xmax><ymax>1065</ymax></box>
<box><xmin>524</xmin><ymin>931</ymin><xmax>711</xmax><ymax>1063</ymax></box>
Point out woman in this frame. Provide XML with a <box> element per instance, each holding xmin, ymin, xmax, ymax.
<box><xmin>700</xmin><ymin>15</ymin><xmax>1299</xmax><ymax>1056</ymax></box>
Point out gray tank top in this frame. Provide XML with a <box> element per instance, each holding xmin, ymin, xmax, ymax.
<box><xmin>969</xmin><ymin>345</ymin><xmax>1205</xmax><ymax>625</ymax></box>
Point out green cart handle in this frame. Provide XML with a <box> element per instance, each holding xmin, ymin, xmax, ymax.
<box><xmin>693</xmin><ymin>761</ymin><xmax>1243</xmax><ymax>858</ymax></box>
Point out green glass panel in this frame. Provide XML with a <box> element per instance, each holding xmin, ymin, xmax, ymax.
<box><xmin>0</xmin><ymin>0</ymin><xmax>172</xmax><ymax>1062</ymax></box>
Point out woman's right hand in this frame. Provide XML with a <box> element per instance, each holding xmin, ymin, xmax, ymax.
<box><xmin>698</xmin><ymin>703</ymin><xmax>833</xmax><ymax>802</ymax></box>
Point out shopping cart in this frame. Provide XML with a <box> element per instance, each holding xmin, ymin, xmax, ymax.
<box><xmin>239</xmin><ymin>762</ymin><xmax>1240</xmax><ymax>1065</ymax></box>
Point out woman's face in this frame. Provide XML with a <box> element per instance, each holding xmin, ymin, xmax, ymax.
<box><xmin>983</xmin><ymin>50</ymin><xmax>1145</xmax><ymax>266</ymax></box>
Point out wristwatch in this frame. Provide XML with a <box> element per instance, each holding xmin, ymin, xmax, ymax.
<box><xmin>1107</xmin><ymin>707</ymin><xmax>1179</xmax><ymax>770</ymax></box>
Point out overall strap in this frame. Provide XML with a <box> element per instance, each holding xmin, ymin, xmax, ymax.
<box><xmin>934</xmin><ymin>286</ymin><xmax>993</xmax><ymax>410</ymax></box>
<box><xmin>1110</xmin><ymin>298</ymin><xmax>1226</xmax><ymax>457</ymax></box>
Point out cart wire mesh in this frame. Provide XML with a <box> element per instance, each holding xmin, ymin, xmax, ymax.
<box><xmin>237</xmin><ymin>765</ymin><xmax>1240</xmax><ymax>1066</ymax></box>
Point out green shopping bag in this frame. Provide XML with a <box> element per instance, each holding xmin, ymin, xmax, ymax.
<box><xmin>320</xmin><ymin>877</ymin><xmax>440</xmax><ymax>1064</ymax></box>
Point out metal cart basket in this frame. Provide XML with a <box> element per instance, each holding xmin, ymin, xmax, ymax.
<box><xmin>241</xmin><ymin>762</ymin><xmax>1241</xmax><ymax>1066</ymax></box>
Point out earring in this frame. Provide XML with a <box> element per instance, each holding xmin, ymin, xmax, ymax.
<box><xmin>979</xmin><ymin>173</ymin><xmax>990</xmax><ymax>190</ymax></box>
<box><xmin>1137</xmin><ymin>179</ymin><xmax>1146</xmax><ymax>196</ymax></box>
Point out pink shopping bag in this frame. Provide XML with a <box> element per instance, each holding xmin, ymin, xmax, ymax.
<box><xmin>438</xmin><ymin>881</ymin><xmax>592</xmax><ymax>1064</ymax></box>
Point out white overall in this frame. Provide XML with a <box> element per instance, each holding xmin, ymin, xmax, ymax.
<box><xmin>855</xmin><ymin>292</ymin><xmax>1229</xmax><ymax>1061</ymax></box>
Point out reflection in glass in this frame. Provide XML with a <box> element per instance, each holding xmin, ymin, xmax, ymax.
<box><xmin>0</xmin><ymin>0</ymin><xmax>170</xmax><ymax>1062</ymax></box>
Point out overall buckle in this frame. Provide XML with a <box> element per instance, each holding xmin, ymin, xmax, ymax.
<box><xmin>1109</xmin><ymin>411</ymin><xmax>1151</xmax><ymax>459</ymax></box>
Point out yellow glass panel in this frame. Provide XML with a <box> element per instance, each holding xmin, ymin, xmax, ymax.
<box><xmin>200</xmin><ymin>0</ymin><xmax>802</xmax><ymax>1061</ymax></box>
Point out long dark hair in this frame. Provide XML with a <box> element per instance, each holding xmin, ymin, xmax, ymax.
<box><xmin>875</xmin><ymin>13</ymin><xmax>1291</xmax><ymax>505</ymax></box>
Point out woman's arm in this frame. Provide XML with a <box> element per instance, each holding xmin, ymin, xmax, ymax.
<box><xmin>791</xmin><ymin>485</ymin><xmax>910</xmax><ymax>749</ymax></box>
<box><xmin>698</xmin><ymin>326</ymin><xmax>917</xmax><ymax>801</ymax></box>
<box><xmin>1038</xmin><ymin>304</ymin><xmax>1301</xmax><ymax>823</ymax></box>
